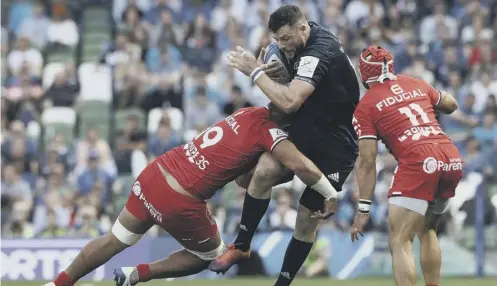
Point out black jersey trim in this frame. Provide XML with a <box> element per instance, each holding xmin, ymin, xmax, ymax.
<box><xmin>294</xmin><ymin>76</ymin><xmax>317</xmax><ymax>87</ymax></box>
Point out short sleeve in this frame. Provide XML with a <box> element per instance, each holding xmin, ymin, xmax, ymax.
<box><xmin>258</xmin><ymin>120</ymin><xmax>289</xmax><ymax>152</ymax></box>
<box><xmin>427</xmin><ymin>84</ymin><xmax>442</xmax><ymax>107</ymax></box>
<box><xmin>293</xmin><ymin>50</ymin><xmax>329</xmax><ymax>87</ymax></box>
<box><xmin>353</xmin><ymin>104</ymin><xmax>377</xmax><ymax>140</ymax></box>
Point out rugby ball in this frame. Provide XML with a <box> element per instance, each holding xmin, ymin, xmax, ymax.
<box><xmin>263</xmin><ymin>42</ymin><xmax>294</xmax><ymax>83</ymax></box>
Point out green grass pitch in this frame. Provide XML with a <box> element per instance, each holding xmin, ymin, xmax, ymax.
<box><xmin>2</xmin><ymin>277</ymin><xmax>496</xmax><ymax>286</ymax></box>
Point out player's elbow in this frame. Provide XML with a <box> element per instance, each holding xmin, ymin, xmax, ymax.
<box><xmin>280</xmin><ymin>100</ymin><xmax>300</xmax><ymax>113</ymax></box>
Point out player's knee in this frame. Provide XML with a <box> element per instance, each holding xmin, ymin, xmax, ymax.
<box><xmin>111</xmin><ymin>219</ymin><xmax>144</xmax><ymax>246</ymax></box>
<box><xmin>235</xmin><ymin>173</ymin><xmax>252</xmax><ymax>189</ymax></box>
<box><xmin>186</xmin><ymin>241</ymin><xmax>226</xmax><ymax>261</ymax></box>
<box><xmin>293</xmin><ymin>206</ymin><xmax>318</xmax><ymax>242</ymax></box>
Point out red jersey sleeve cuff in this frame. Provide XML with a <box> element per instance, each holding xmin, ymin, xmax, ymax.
<box><xmin>436</xmin><ymin>91</ymin><xmax>442</xmax><ymax>106</ymax></box>
<box><xmin>358</xmin><ymin>135</ymin><xmax>377</xmax><ymax>140</ymax></box>
<box><xmin>270</xmin><ymin>137</ymin><xmax>288</xmax><ymax>151</ymax></box>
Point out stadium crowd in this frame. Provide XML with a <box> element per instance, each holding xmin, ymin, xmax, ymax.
<box><xmin>1</xmin><ymin>0</ymin><xmax>496</xmax><ymax>251</ymax></box>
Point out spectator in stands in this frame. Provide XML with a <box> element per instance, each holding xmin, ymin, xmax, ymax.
<box><xmin>2</xmin><ymin>121</ymin><xmax>38</xmax><ymax>172</ymax></box>
<box><xmin>113</xmin><ymin>0</ymin><xmax>150</xmax><ymax>24</ymax></box>
<box><xmin>17</xmin><ymin>1</ymin><xmax>49</xmax><ymax>49</ymax></box>
<box><xmin>3</xmin><ymin>202</ymin><xmax>34</xmax><ymax>238</ymax></box>
<box><xmin>147</xmin><ymin>40</ymin><xmax>182</xmax><ymax>75</ymax></box>
<box><xmin>150</xmin><ymin>9</ymin><xmax>179</xmax><ymax>48</ymax></box>
<box><xmin>470</xmin><ymin>70</ymin><xmax>497</xmax><ymax>113</ymax></box>
<box><xmin>473</xmin><ymin>112</ymin><xmax>497</xmax><ymax>151</ymax></box>
<box><xmin>222</xmin><ymin>85</ymin><xmax>251</xmax><ymax>116</ymax></box>
<box><xmin>144</xmin><ymin>0</ymin><xmax>178</xmax><ymax>25</ymax></box>
<box><xmin>119</xmin><ymin>5</ymin><xmax>148</xmax><ymax>59</ymax></box>
<box><xmin>403</xmin><ymin>54</ymin><xmax>435</xmax><ymax>85</ymax></box>
<box><xmin>183</xmin><ymin>13</ymin><xmax>216</xmax><ymax>72</ymax></box>
<box><xmin>76</xmin><ymin>128</ymin><xmax>116</xmax><ymax>177</ymax></box>
<box><xmin>38</xmin><ymin>210</ymin><xmax>68</xmax><ymax>238</ymax></box>
<box><xmin>269</xmin><ymin>189</ymin><xmax>298</xmax><ymax>230</ymax></box>
<box><xmin>141</xmin><ymin>75</ymin><xmax>183</xmax><ymax>112</ymax></box>
<box><xmin>419</xmin><ymin>2</ymin><xmax>458</xmax><ymax>45</ymax></box>
<box><xmin>104</xmin><ymin>33</ymin><xmax>141</xmax><ymax>67</ymax></box>
<box><xmin>7</xmin><ymin>36</ymin><xmax>43</xmax><ymax>77</ymax></box>
<box><xmin>114</xmin><ymin>115</ymin><xmax>147</xmax><ymax>174</ymax></box>
<box><xmin>147</xmin><ymin>117</ymin><xmax>181</xmax><ymax>158</ymax></box>
<box><xmin>43</xmin><ymin>69</ymin><xmax>79</xmax><ymax>108</ymax></box>
<box><xmin>76</xmin><ymin>151</ymin><xmax>113</xmax><ymax>207</ymax></box>
<box><xmin>185</xmin><ymin>86</ymin><xmax>221</xmax><ymax>131</ymax></box>
<box><xmin>1</xmin><ymin>163</ymin><xmax>33</xmax><ymax>234</ymax></box>
<box><xmin>33</xmin><ymin>162</ymin><xmax>72</xmax><ymax>234</ymax></box>
<box><xmin>69</xmin><ymin>204</ymin><xmax>101</xmax><ymax>238</ymax></box>
<box><xmin>47</xmin><ymin>3</ymin><xmax>79</xmax><ymax>48</ymax></box>
<box><xmin>462</xmin><ymin>137</ymin><xmax>487</xmax><ymax>173</ymax></box>
<box><xmin>115</xmin><ymin>63</ymin><xmax>147</xmax><ymax>109</ymax></box>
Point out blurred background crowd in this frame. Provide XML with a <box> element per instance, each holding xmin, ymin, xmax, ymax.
<box><xmin>1</xmin><ymin>0</ymin><xmax>496</xmax><ymax>254</ymax></box>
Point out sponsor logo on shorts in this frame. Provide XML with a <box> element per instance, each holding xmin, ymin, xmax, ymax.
<box><xmin>136</xmin><ymin>192</ymin><xmax>163</xmax><ymax>223</ymax></box>
<box><xmin>327</xmin><ymin>172</ymin><xmax>340</xmax><ymax>183</ymax></box>
<box><xmin>132</xmin><ymin>181</ymin><xmax>141</xmax><ymax>196</ymax></box>
<box><xmin>280</xmin><ymin>272</ymin><xmax>292</xmax><ymax>279</ymax></box>
<box><xmin>423</xmin><ymin>157</ymin><xmax>463</xmax><ymax>174</ymax></box>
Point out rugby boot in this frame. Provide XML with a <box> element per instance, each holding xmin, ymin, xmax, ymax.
<box><xmin>208</xmin><ymin>244</ymin><xmax>251</xmax><ymax>274</ymax></box>
<box><xmin>113</xmin><ymin>267</ymin><xmax>138</xmax><ymax>286</ymax></box>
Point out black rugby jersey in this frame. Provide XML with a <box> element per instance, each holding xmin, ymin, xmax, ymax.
<box><xmin>289</xmin><ymin>21</ymin><xmax>360</xmax><ymax>155</ymax></box>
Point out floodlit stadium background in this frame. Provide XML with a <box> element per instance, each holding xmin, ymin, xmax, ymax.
<box><xmin>1</xmin><ymin>0</ymin><xmax>496</xmax><ymax>284</ymax></box>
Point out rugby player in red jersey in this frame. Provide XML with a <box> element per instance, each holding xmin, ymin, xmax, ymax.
<box><xmin>47</xmin><ymin>105</ymin><xmax>339</xmax><ymax>286</ymax></box>
<box><xmin>349</xmin><ymin>46</ymin><xmax>462</xmax><ymax>286</ymax></box>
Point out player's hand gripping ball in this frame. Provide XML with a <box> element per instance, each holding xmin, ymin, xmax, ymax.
<box><xmin>263</xmin><ymin>42</ymin><xmax>294</xmax><ymax>84</ymax></box>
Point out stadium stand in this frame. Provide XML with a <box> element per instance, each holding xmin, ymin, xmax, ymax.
<box><xmin>1</xmin><ymin>0</ymin><xmax>496</xmax><ymax>258</ymax></box>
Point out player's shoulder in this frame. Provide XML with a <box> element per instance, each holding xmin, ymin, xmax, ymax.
<box><xmin>302</xmin><ymin>22</ymin><xmax>341</xmax><ymax>58</ymax></box>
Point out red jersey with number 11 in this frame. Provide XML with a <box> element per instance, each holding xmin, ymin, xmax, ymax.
<box><xmin>352</xmin><ymin>75</ymin><xmax>452</xmax><ymax>160</ymax></box>
<box><xmin>159</xmin><ymin>107</ymin><xmax>288</xmax><ymax>200</ymax></box>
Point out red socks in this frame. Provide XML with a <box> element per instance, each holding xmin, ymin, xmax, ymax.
<box><xmin>53</xmin><ymin>271</ymin><xmax>74</xmax><ymax>286</ymax></box>
<box><xmin>137</xmin><ymin>264</ymin><xmax>152</xmax><ymax>282</ymax></box>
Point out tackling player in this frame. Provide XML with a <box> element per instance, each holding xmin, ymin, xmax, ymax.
<box><xmin>210</xmin><ymin>5</ymin><xmax>360</xmax><ymax>285</ymax></box>
<box><xmin>350</xmin><ymin>46</ymin><xmax>462</xmax><ymax>286</ymax></box>
<box><xmin>46</xmin><ymin>105</ymin><xmax>339</xmax><ymax>286</ymax></box>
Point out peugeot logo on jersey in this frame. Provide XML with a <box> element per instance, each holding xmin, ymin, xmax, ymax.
<box><xmin>269</xmin><ymin>128</ymin><xmax>287</xmax><ymax>140</ymax></box>
<box><xmin>132</xmin><ymin>181</ymin><xmax>142</xmax><ymax>196</ymax></box>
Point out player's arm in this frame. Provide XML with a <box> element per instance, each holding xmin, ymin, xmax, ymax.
<box><xmin>352</xmin><ymin>105</ymin><xmax>379</xmax><ymax>214</ymax></box>
<box><xmin>355</xmin><ymin>139</ymin><xmax>378</xmax><ymax>205</ymax></box>
<box><xmin>428</xmin><ymin>84</ymin><xmax>458</xmax><ymax>114</ymax></box>
<box><xmin>255</xmin><ymin>54</ymin><xmax>327</xmax><ymax>113</ymax></box>
<box><xmin>436</xmin><ymin>90</ymin><xmax>458</xmax><ymax>114</ymax></box>
<box><xmin>271</xmin><ymin>139</ymin><xmax>338</xmax><ymax>200</ymax></box>
<box><xmin>254</xmin><ymin>76</ymin><xmax>314</xmax><ymax>113</ymax></box>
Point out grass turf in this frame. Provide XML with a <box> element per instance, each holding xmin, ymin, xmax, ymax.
<box><xmin>2</xmin><ymin>277</ymin><xmax>496</xmax><ymax>286</ymax></box>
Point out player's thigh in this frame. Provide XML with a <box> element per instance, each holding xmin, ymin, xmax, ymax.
<box><xmin>166</xmin><ymin>202</ymin><xmax>224</xmax><ymax>261</ymax></box>
<box><xmin>388</xmin><ymin>203</ymin><xmax>425</xmax><ymax>243</ymax></box>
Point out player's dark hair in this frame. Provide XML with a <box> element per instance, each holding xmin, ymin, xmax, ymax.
<box><xmin>268</xmin><ymin>5</ymin><xmax>304</xmax><ymax>33</ymax></box>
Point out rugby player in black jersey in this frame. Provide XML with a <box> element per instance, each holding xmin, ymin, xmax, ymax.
<box><xmin>210</xmin><ymin>5</ymin><xmax>360</xmax><ymax>285</ymax></box>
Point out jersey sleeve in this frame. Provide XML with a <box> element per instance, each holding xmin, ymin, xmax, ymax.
<box><xmin>353</xmin><ymin>104</ymin><xmax>377</xmax><ymax>140</ymax></box>
<box><xmin>293</xmin><ymin>48</ymin><xmax>330</xmax><ymax>88</ymax></box>
<box><xmin>427</xmin><ymin>84</ymin><xmax>442</xmax><ymax>107</ymax></box>
<box><xmin>258</xmin><ymin>120</ymin><xmax>289</xmax><ymax>152</ymax></box>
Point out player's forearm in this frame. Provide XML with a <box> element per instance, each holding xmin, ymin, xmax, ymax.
<box><xmin>356</xmin><ymin>156</ymin><xmax>376</xmax><ymax>201</ymax></box>
<box><xmin>255</xmin><ymin>74</ymin><xmax>298</xmax><ymax>113</ymax></box>
<box><xmin>292</xmin><ymin>156</ymin><xmax>338</xmax><ymax>199</ymax></box>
